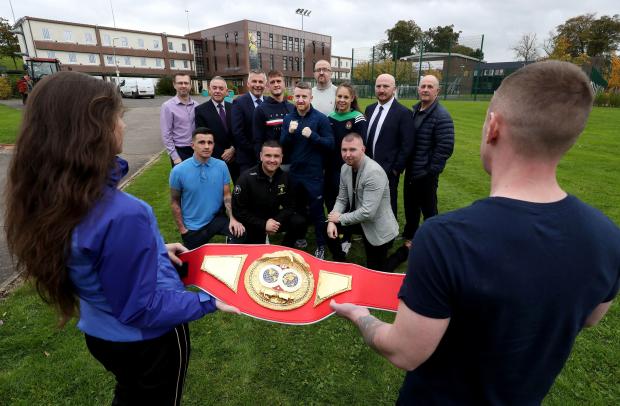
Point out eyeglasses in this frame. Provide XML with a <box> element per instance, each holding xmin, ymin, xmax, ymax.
<box><xmin>314</xmin><ymin>68</ymin><xmax>331</xmax><ymax>73</ymax></box>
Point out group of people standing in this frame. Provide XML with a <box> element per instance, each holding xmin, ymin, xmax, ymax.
<box><xmin>5</xmin><ymin>60</ymin><xmax>618</xmax><ymax>405</ymax></box>
<box><xmin>160</xmin><ymin>59</ymin><xmax>455</xmax><ymax>273</ymax></box>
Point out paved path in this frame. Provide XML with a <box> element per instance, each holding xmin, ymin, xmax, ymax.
<box><xmin>0</xmin><ymin>95</ymin><xmax>208</xmax><ymax>289</ymax></box>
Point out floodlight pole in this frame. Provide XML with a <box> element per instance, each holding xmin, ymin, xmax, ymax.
<box><xmin>296</xmin><ymin>8</ymin><xmax>311</xmax><ymax>82</ymax></box>
<box><xmin>112</xmin><ymin>37</ymin><xmax>120</xmax><ymax>81</ymax></box>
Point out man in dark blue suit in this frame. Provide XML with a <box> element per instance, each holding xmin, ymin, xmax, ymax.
<box><xmin>195</xmin><ymin>76</ymin><xmax>239</xmax><ymax>181</ymax></box>
<box><xmin>231</xmin><ymin>70</ymin><xmax>269</xmax><ymax>175</ymax></box>
<box><xmin>364</xmin><ymin>73</ymin><xmax>415</xmax><ymax>217</ymax></box>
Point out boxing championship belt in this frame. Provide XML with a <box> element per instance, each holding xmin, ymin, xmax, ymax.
<box><xmin>179</xmin><ymin>244</ymin><xmax>405</xmax><ymax>325</ymax></box>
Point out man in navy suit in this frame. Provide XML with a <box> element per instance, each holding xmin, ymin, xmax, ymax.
<box><xmin>231</xmin><ymin>70</ymin><xmax>269</xmax><ymax>175</ymax></box>
<box><xmin>364</xmin><ymin>73</ymin><xmax>415</xmax><ymax>217</ymax></box>
<box><xmin>195</xmin><ymin>76</ymin><xmax>239</xmax><ymax>181</ymax></box>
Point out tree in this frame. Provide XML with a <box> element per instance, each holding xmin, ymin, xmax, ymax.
<box><xmin>0</xmin><ymin>17</ymin><xmax>20</xmax><ymax>68</ymax></box>
<box><xmin>425</xmin><ymin>25</ymin><xmax>460</xmax><ymax>52</ymax></box>
<box><xmin>608</xmin><ymin>55</ymin><xmax>620</xmax><ymax>91</ymax></box>
<box><xmin>554</xmin><ymin>13</ymin><xmax>620</xmax><ymax>58</ymax></box>
<box><xmin>512</xmin><ymin>33</ymin><xmax>539</xmax><ymax>62</ymax></box>
<box><xmin>379</xmin><ymin>20</ymin><xmax>423</xmax><ymax>60</ymax></box>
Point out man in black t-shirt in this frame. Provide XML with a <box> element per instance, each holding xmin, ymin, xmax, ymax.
<box><xmin>331</xmin><ymin>61</ymin><xmax>620</xmax><ymax>404</ymax></box>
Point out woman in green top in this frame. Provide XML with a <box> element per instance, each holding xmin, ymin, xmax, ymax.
<box><xmin>326</xmin><ymin>83</ymin><xmax>368</xmax><ymax>259</ymax></box>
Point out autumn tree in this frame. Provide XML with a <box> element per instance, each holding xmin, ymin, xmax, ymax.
<box><xmin>550</xmin><ymin>13</ymin><xmax>620</xmax><ymax>58</ymax></box>
<box><xmin>425</xmin><ymin>25</ymin><xmax>460</xmax><ymax>52</ymax></box>
<box><xmin>0</xmin><ymin>17</ymin><xmax>20</xmax><ymax>69</ymax></box>
<box><xmin>512</xmin><ymin>33</ymin><xmax>539</xmax><ymax>62</ymax></box>
<box><xmin>608</xmin><ymin>55</ymin><xmax>620</xmax><ymax>91</ymax></box>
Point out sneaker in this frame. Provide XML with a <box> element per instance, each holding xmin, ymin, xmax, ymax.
<box><xmin>314</xmin><ymin>245</ymin><xmax>326</xmax><ymax>260</ymax></box>
<box><xmin>294</xmin><ymin>239</ymin><xmax>308</xmax><ymax>249</ymax></box>
<box><xmin>341</xmin><ymin>241</ymin><xmax>352</xmax><ymax>255</ymax></box>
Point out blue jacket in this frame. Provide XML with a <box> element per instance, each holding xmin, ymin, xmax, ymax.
<box><xmin>68</xmin><ymin>157</ymin><xmax>216</xmax><ymax>342</ymax></box>
<box><xmin>252</xmin><ymin>97</ymin><xmax>294</xmax><ymax>159</ymax></box>
<box><xmin>280</xmin><ymin>106</ymin><xmax>334</xmax><ymax>178</ymax></box>
<box><xmin>407</xmin><ymin>100</ymin><xmax>454</xmax><ymax>179</ymax></box>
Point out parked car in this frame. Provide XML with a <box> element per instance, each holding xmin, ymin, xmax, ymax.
<box><xmin>119</xmin><ymin>78</ymin><xmax>155</xmax><ymax>99</ymax></box>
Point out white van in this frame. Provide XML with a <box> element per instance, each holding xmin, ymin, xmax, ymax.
<box><xmin>119</xmin><ymin>78</ymin><xmax>155</xmax><ymax>99</ymax></box>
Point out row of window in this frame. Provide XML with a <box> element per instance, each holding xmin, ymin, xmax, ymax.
<box><xmin>208</xmin><ymin>32</ymin><xmax>325</xmax><ymax>56</ymax></box>
<box><xmin>474</xmin><ymin>68</ymin><xmax>505</xmax><ymax>77</ymax></box>
<box><xmin>40</xmin><ymin>28</ymin><xmax>187</xmax><ymax>52</ymax></box>
<box><xmin>44</xmin><ymin>50</ymin><xmax>189</xmax><ymax>69</ymax></box>
<box><xmin>331</xmin><ymin>58</ymin><xmax>351</xmax><ymax>68</ymax></box>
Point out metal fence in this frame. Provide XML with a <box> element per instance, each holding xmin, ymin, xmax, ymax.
<box><xmin>350</xmin><ymin>35</ymin><xmax>487</xmax><ymax>100</ymax></box>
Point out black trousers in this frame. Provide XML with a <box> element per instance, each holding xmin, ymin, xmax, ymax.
<box><xmin>327</xmin><ymin>223</ymin><xmax>393</xmax><ymax>271</ymax></box>
<box><xmin>181</xmin><ymin>214</ymin><xmax>244</xmax><ymax>250</ymax></box>
<box><xmin>244</xmin><ymin>213</ymin><xmax>307</xmax><ymax>247</ymax></box>
<box><xmin>403</xmin><ymin>173</ymin><xmax>438</xmax><ymax>240</ymax></box>
<box><xmin>387</xmin><ymin>171</ymin><xmax>400</xmax><ymax>218</ymax></box>
<box><xmin>85</xmin><ymin>324</ymin><xmax>190</xmax><ymax>406</ymax></box>
<box><xmin>170</xmin><ymin>146</ymin><xmax>194</xmax><ymax>167</ymax></box>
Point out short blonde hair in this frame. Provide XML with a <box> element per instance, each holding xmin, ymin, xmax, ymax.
<box><xmin>490</xmin><ymin>60</ymin><xmax>593</xmax><ymax>158</ymax></box>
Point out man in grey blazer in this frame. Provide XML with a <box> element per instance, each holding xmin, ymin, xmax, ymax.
<box><xmin>327</xmin><ymin>133</ymin><xmax>399</xmax><ymax>271</ymax></box>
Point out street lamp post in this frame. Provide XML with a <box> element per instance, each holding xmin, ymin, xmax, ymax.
<box><xmin>295</xmin><ymin>8</ymin><xmax>311</xmax><ymax>83</ymax></box>
<box><xmin>112</xmin><ymin>37</ymin><xmax>120</xmax><ymax>82</ymax></box>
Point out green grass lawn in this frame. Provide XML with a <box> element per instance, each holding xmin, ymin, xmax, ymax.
<box><xmin>0</xmin><ymin>101</ymin><xmax>619</xmax><ymax>404</ymax></box>
<box><xmin>0</xmin><ymin>105</ymin><xmax>22</xmax><ymax>144</ymax></box>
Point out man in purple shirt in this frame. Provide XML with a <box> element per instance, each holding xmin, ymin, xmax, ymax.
<box><xmin>160</xmin><ymin>73</ymin><xmax>196</xmax><ymax>166</ymax></box>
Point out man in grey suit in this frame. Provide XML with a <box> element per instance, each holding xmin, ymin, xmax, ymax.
<box><xmin>327</xmin><ymin>133</ymin><xmax>399</xmax><ymax>271</ymax></box>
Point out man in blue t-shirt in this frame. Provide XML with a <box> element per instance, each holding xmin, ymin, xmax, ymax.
<box><xmin>331</xmin><ymin>61</ymin><xmax>620</xmax><ymax>404</ymax></box>
<box><xmin>170</xmin><ymin>127</ymin><xmax>245</xmax><ymax>250</ymax></box>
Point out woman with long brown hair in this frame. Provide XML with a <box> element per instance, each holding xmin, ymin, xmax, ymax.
<box><xmin>5</xmin><ymin>71</ymin><xmax>237</xmax><ymax>405</ymax></box>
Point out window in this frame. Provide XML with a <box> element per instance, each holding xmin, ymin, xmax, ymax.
<box><xmin>84</xmin><ymin>32</ymin><xmax>93</xmax><ymax>44</ymax></box>
<box><xmin>214</xmin><ymin>56</ymin><xmax>218</xmax><ymax>71</ymax></box>
<box><xmin>257</xmin><ymin>53</ymin><xmax>262</xmax><ymax>69</ymax></box>
<box><xmin>282</xmin><ymin>36</ymin><xmax>287</xmax><ymax>51</ymax></box>
<box><xmin>321</xmin><ymin>42</ymin><xmax>325</xmax><ymax>55</ymax></box>
<box><xmin>212</xmin><ymin>36</ymin><xmax>216</xmax><ymax>51</ymax></box>
<box><xmin>124</xmin><ymin>56</ymin><xmax>131</xmax><ymax>65</ymax></box>
<box><xmin>236</xmin><ymin>52</ymin><xmax>240</xmax><ymax>67</ymax></box>
<box><xmin>88</xmin><ymin>54</ymin><xmax>97</xmax><ymax>63</ymax></box>
<box><xmin>227</xmin><ymin>54</ymin><xmax>230</xmax><ymax>68</ymax></box>
<box><xmin>269</xmin><ymin>33</ymin><xmax>273</xmax><ymax>49</ymax></box>
<box><xmin>289</xmin><ymin>56</ymin><xmax>294</xmax><ymax>71</ymax></box>
<box><xmin>42</xmin><ymin>28</ymin><xmax>51</xmax><ymax>40</ymax></box>
<box><xmin>170</xmin><ymin>60</ymin><xmax>176</xmax><ymax>68</ymax></box>
<box><xmin>141</xmin><ymin>57</ymin><xmax>147</xmax><ymax>66</ymax></box>
<box><xmin>138</xmin><ymin>38</ymin><xmax>145</xmax><ymax>48</ymax></box>
<box><xmin>234</xmin><ymin>31</ymin><xmax>238</xmax><ymax>45</ymax></box>
<box><xmin>153</xmin><ymin>40</ymin><xmax>160</xmax><ymax>49</ymax></box>
<box><xmin>68</xmin><ymin>53</ymin><xmax>77</xmax><ymax>63</ymax></box>
<box><xmin>312</xmin><ymin>41</ymin><xmax>316</xmax><ymax>54</ymax></box>
<box><xmin>182</xmin><ymin>43</ymin><xmax>187</xmax><ymax>52</ymax></box>
<box><xmin>205</xmin><ymin>57</ymin><xmax>210</xmax><ymax>72</ymax></box>
<box><xmin>283</xmin><ymin>56</ymin><xmax>288</xmax><ymax>71</ymax></box>
<box><xmin>168</xmin><ymin>41</ymin><xmax>174</xmax><ymax>51</ymax></box>
<box><xmin>225</xmin><ymin>33</ymin><xmax>229</xmax><ymax>49</ymax></box>
<box><xmin>103</xmin><ymin>34</ymin><xmax>111</xmax><ymax>46</ymax></box>
<box><xmin>495</xmin><ymin>69</ymin><xmax>504</xmax><ymax>76</ymax></box>
<box><xmin>183</xmin><ymin>60</ymin><xmax>188</xmax><ymax>69</ymax></box>
<box><xmin>295</xmin><ymin>37</ymin><xmax>299</xmax><ymax>52</ymax></box>
<box><xmin>295</xmin><ymin>57</ymin><xmax>300</xmax><ymax>72</ymax></box>
<box><xmin>106</xmin><ymin>55</ymin><xmax>114</xmax><ymax>65</ymax></box>
<box><xmin>120</xmin><ymin>37</ymin><xmax>128</xmax><ymax>47</ymax></box>
<box><xmin>257</xmin><ymin>31</ymin><xmax>262</xmax><ymax>48</ymax></box>
<box><xmin>270</xmin><ymin>54</ymin><xmax>274</xmax><ymax>70</ymax></box>
<box><xmin>155</xmin><ymin>58</ymin><xmax>162</xmax><ymax>67</ymax></box>
<box><xmin>289</xmin><ymin>37</ymin><xmax>293</xmax><ymax>52</ymax></box>
<box><xmin>63</xmin><ymin>30</ymin><xmax>72</xmax><ymax>42</ymax></box>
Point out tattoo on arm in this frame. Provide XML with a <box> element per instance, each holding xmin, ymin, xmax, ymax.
<box><xmin>357</xmin><ymin>315</ymin><xmax>383</xmax><ymax>350</ymax></box>
<box><xmin>224</xmin><ymin>196</ymin><xmax>233</xmax><ymax>218</ymax></box>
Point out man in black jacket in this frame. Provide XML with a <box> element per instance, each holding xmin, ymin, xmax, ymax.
<box><xmin>386</xmin><ymin>75</ymin><xmax>454</xmax><ymax>270</ymax></box>
<box><xmin>232</xmin><ymin>140</ymin><xmax>305</xmax><ymax>246</ymax></box>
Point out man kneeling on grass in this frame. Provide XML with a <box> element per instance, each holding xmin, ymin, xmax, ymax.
<box><xmin>331</xmin><ymin>61</ymin><xmax>620</xmax><ymax>404</ymax></box>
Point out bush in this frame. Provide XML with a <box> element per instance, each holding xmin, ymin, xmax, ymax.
<box><xmin>609</xmin><ymin>92</ymin><xmax>620</xmax><ymax>108</ymax></box>
<box><xmin>0</xmin><ymin>77</ymin><xmax>12</xmax><ymax>99</ymax></box>
<box><xmin>594</xmin><ymin>92</ymin><xmax>620</xmax><ymax>108</ymax></box>
<box><xmin>156</xmin><ymin>75</ymin><xmax>175</xmax><ymax>96</ymax></box>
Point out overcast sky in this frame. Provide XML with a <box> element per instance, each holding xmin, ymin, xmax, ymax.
<box><xmin>3</xmin><ymin>0</ymin><xmax>618</xmax><ymax>62</ymax></box>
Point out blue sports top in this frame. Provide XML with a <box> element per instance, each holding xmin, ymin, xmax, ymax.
<box><xmin>68</xmin><ymin>157</ymin><xmax>216</xmax><ymax>342</ymax></box>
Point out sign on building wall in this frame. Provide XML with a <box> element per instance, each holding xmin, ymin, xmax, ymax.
<box><xmin>248</xmin><ymin>32</ymin><xmax>258</xmax><ymax>69</ymax></box>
